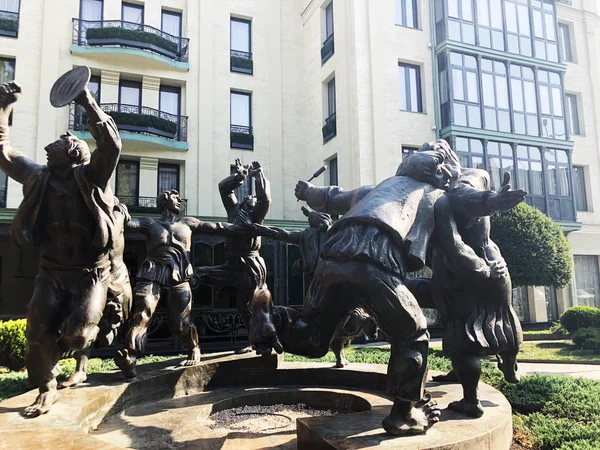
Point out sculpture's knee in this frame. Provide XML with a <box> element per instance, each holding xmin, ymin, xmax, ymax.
<box><xmin>61</xmin><ymin>325</ymin><xmax>99</xmax><ymax>352</ymax></box>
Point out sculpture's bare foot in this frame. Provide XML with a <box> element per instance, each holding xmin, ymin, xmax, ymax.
<box><xmin>432</xmin><ymin>370</ymin><xmax>459</xmax><ymax>383</ymax></box>
<box><xmin>0</xmin><ymin>81</ymin><xmax>22</xmax><ymax>120</ymax></box>
<box><xmin>333</xmin><ymin>356</ymin><xmax>349</xmax><ymax>368</ymax></box>
<box><xmin>23</xmin><ymin>391</ymin><xmax>58</xmax><ymax>418</ymax></box>
<box><xmin>497</xmin><ymin>354</ymin><xmax>520</xmax><ymax>383</ymax></box>
<box><xmin>114</xmin><ymin>349</ymin><xmax>137</xmax><ymax>379</ymax></box>
<box><xmin>58</xmin><ymin>370</ymin><xmax>87</xmax><ymax>389</ymax></box>
<box><xmin>448</xmin><ymin>399</ymin><xmax>484</xmax><ymax>418</ymax></box>
<box><xmin>179</xmin><ymin>347</ymin><xmax>201</xmax><ymax>366</ymax></box>
<box><xmin>382</xmin><ymin>396</ymin><xmax>440</xmax><ymax>436</ymax></box>
<box><xmin>234</xmin><ymin>345</ymin><xmax>253</xmax><ymax>355</ymax></box>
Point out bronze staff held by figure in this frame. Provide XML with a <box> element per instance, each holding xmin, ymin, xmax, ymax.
<box><xmin>0</xmin><ymin>67</ymin><xmax>122</xmax><ymax>417</ymax></box>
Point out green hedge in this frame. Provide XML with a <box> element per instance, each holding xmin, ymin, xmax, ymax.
<box><xmin>83</xmin><ymin>110</ymin><xmax>177</xmax><ymax>135</ymax></box>
<box><xmin>490</xmin><ymin>202</ymin><xmax>573</xmax><ymax>287</ymax></box>
<box><xmin>86</xmin><ymin>26</ymin><xmax>179</xmax><ymax>55</ymax></box>
<box><xmin>0</xmin><ymin>319</ymin><xmax>27</xmax><ymax>371</ymax></box>
<box><xmin>560</xmin><ymin>306</ymin><xmax>600</xmax><ymax>333</ymax></box>
<box><xmin>0</xmin><ymin>18</ymin><xmax>18</xmax><ymax>33</ymax></box>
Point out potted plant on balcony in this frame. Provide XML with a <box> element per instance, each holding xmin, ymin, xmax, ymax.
<box><xmin>85</xmin><ymin>26</ymin><xmax>180</xmax><ymax>60</ymax></box>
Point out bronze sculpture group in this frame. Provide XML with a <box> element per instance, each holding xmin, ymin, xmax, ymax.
<box><xmin>0</xmin><ymin>68</ymin><xmax>526</xmax><ymax>437</ymax></box>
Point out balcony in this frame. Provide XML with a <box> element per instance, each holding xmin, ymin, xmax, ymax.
<box><xmin>70</xmin><ymin>103</ymin><xmax>187</xmax><ymax>142</ymax></box>
<box><xmin>322</xmin><ymin>112</ymin><xmax>337</xmax><ymax>143</ymax></box>
<box><xmin>0</xmin><ymin>10</ymin><xmax>18</xmax><ymax>38</ymax></box>
<box><xmin>72</xmin><ymin>18</ymin><xmax>189</xmax><ymax>65</ymax></box>
<box><xmin>230</xmin><ymin>50</ymin><xmax>253</xmax><ymax>75</ymax></box>
<box><xmin>321</xmin><ymin>33</ymin><xmax>334</xmax><ymax>64</ymax></box>
<box><xmin>230</xmin><ymin>125</ymin><xmax>254</xmax><ymax>150</ymax></box>
<box><xmin>119</xmin><ymin>196</ymin><xmax>187</xmax><ymax>216</ymax></box>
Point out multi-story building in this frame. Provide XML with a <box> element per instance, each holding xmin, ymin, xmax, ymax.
<box><xmin>0</xmin><ymin>0</ymin><xmax>598</xmax><ymax>345</ymax></box>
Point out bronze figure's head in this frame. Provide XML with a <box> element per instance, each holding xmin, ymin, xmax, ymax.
<box><xmin>157</xmin><ymin>189</ymin><xmax>182</xmax><ymax>215</ymax></box>
<box><xmin>44</xmin><ymin>131</ymin><xmax>91</xmax><ymax>171</ymax></box>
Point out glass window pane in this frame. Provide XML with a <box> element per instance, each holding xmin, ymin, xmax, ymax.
<box><xmin>482</xmin><ymin>73</ymin><xmax>495</xmax><ymax>107</ymax></box>
<box><xmin>496</xmin><ymin>75</ymin><xmax>508</xmax><ymax>109</ymax></box>
<box><xmin>468</xmin><ymin>105</ymin><xmax>481</xmax><ymax>127</ymax></box>
<box><xmin>518</xmin><ymin>5</ymin><xmax>530</xmax><ymax>35</ymax></box>
<box><xmin>162</xmin><ymin>11</ymin><xmax>181</xmax><ymax>37</ymax></box>
<box><xmin>409</xmin><ymin>67</ymin><xmax>418</xmax><ymax>111</ymax></box>
<box><xmin>231</xmin><ymin>92</ymin><xmax>250</xmax><ymax>126</ymax></box>
<box><xmin>511</xmin><ymin>79</ymin><xmax>524</xmax><ymax>111</ymax></box>
<box><xmin>574</xmin><ymin>166</ymin><xmax>588</xmax><ymax>211</ymax></box>
<box><xmin>453</xmin><ymin>68</ymin><xmax>465</xmax><ymax>101</ymax></box>
<box><xmin>461</xmin><ymin>0</ymin><xmax>473</xmax><ymax>21</ymax></box>
<box><xmin>540</xmin><ymin>85</ymin><xmax>551</xmax><ymax>115</ymax></box>
<box><xmin>454</xmin><ymin>103</ymin><xmax>467</xmax><ymax>126</ymax></box>
<box><xmin>552</xmin><ymin>87</ymin><xmax>563</xmax><ymax>116</ymax></box>
<box><xmin>491</xmin><ymin>0</ymin><xmax>503</xmax><ymax>28</ymax></box>
<box><xmin>80</xmin><ymin>0</ymin><xmax>102</xmax><ymax>21</ymax></box>
<box><xmin>123</xmin><ymin>3</ymin><xmax>143</xmax><ymax>24</ymax></box>
<box><xmin>533</xmin><ymin>10</ymin><xmax>544</xmax><ymax>38</ymax></box>
<box><xmin>116</xmin><ymin>161</ymin><xmax>138</xmax><ymax>197</ymax></box>
<box><xmin>545</xmin><ymin>13</ymin><xmax>556</xmax><ymax>41</ymax></box>
<box><xmin>574</xmin><ymin>256</ymin><xmax>600</xmax><ymax>308</ymax></box>
<box><xmin>466</xmin><ymin>71</ymin><xmax>478</xmax><ymax>102</ymax></box>
<box><xmin>120</xmin><ymin>83</ymin><xmax>141</xmax><ymax>107</ymax></box>
<box><xmin>231</xmin><ymin>19</ymin><xmax>250</xmax><ymax>52</ymax></box>
<box><xmin>160</xmin><ymin>87</ymin><xmax>180</xmax><ymax>116</ymax></box>
<box><xmin>448</xmin><ymin>0</ymin><xmax>459</xmax><ymax>18</ymax></box>
<box><xmin>524</xmin><ymin>81</ymin><xmax>537</xmax><ymax>112</ymax></box>
<box><xmin>477</xmin><ymin>0</ymin><xmax>489</xmax><ymax>26</ymax></box>
<box><xmin>158</xmin><ymin>164</ymin><xmax>179</xmax><ymax>194</ymax></box>
<box><xmin>506</xmin><ymin>3</ymin><xmax>517</xmax><ymax>33</ymax></box>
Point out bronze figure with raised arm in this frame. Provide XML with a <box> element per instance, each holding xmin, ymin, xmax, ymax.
<box><xmin>0</xmin><ymin>67</ymin><xmax>122</xmax><ymax>417</ymax></box>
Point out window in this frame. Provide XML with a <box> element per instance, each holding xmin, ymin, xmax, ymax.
<box><xmin>1</xmin><ymin>57</ymin><xmax>15</xmax><ymax>125</ymax></box>
<box><xmin>574</xmin><ymin>256</ymin><xmax>600</xmax><ymax>308</ymax></box>
<box><xmin>159</xmin><ymin>85</ymin><xmax>180</xmax><ymax>118</ymax></box>
<box><xmin>512</xmin><ymin>286</ymin><xmax>531</xmax><ymax>322</ymax></box>
<box><xmin>505</xmin><ymin>0</ymin><xmax>532</xmax><ymax>57</ymax></box>
<box><xmin>88</xmin><ymin>75</ymin><xmax>101</xmax><ymax>102</ymax></box>
<box><xmin>516</xmin><ymin>145</ymin><xmax>545</xmax><ymax>211</ymax></box>
<box><xmin>450</xmin><ymin>52</ymin><xmax>480</xmax><ymax>128</ymax></box>
<box><xmin>122</xmin><ymin>2</ymin><xmax>143</xmax><ymax>25</ymax></box>
<box><xmin>558</xmin><ymin>23</ymin><xmax>573</xmax><ymax>62</ymax></box>
<box><xmin>510</xmin><ymin>65</ymin><xmax>538</xmax><ymax>136</ymax></box>
<box><xmin>323</xmin><ymin>77</ymin><xmax>337</xmax><ymax>142</ymax></box>
<box><xmin>573</xmin><ymin>166</ymin><xmax>588</xmax><ymax>212</ymax></box>
<box><xmin>454</xmin><ymin>136</ymin><xmax>484</xmax><ymax>169</ymax></box>
<box><xmin>487</xmin><ymin>142</ymin><xmax>514</xmax><ymax>191</ymax></box>
<box><xmin>565</xmin><ymin>93</ymin><xmax>580</xmax><ymax>136</ymax></box>
<box><xmin>402</xmin><ymin>146</ymin><xmax>418</xmax><ymax>159</ymax></box>
<box><xmin>399</xmin><ymin>63</ymin><xmax>422</xmax><ymax>113</ymax></box>
<box><xmin>230</xmin><ymin>18</ymin><xmax>252</xmax><ymax>74</ymax></box>
<box><xmin>230</xmin><ymin>165</ymin><xmax>253</xmax><ymax>199</ymax></box>
<box><xmin>321</xmin><ymin>2</ymin><xmax>334</xmax><ymax>63</ymax></box>
<box><xmin>0</xmin><ymin>171</ymin><xmax>6</xmax><ymax>208</ymax></box>
<box><xmin>230</xmin><ymin>91</ymin><xmax>253</xmax><ymax>149</ymax></box>
<box><xmin>531</xmin><ymin>0</ymin><xmax>558</xmax><ymax>62</ymax></box>
<box><xmin>161</xmin><ymin>10</ymin><xmax>181</xmax><ymax>37</ymax></box>
<box><xmin>477</xmin><ymin>0</ymin><xmax>504</xmax><ymax>50</ymax></box>
<box><xmin>79</xmin><ymin>0</ymin><xmax>102</xmax><ymax>21</ymax></box>
<box><xmin>0</xmin><ymin>0</ymin><xmax>20</xmax><ymax>37</ymax></box>
<box><xmin>329</xmin><ymin>156</ymin><xmax>338</xmax><ymax>186</ymax></box>
<box><xmin>538</xmin><ymin>70</ymin><xmax>566</xmax><ymax>139</ymax></box>
<box><xmin>115</xmin><ymin>160</ymin><xmax>139</xmax><ymax>203</ymax></box>
<box><xmin>158</xmin><ymin>163</ymin><xmax>179</xmax><ymax>195</ymax></box>
<box><xmin>545</xmin><ymin>148</ymin><xmax>574</xmax><ymax>221</ymax></box>
<box><xmin>396</xmin><ymin>0</ymin><xmax>417</xmax><ymax>29</ymax></box>
<box><xmin>119</xmin><ymin>80</ymin><xmax>142</xmax><ymax>113</ymax></box>
<box><xmin>481</xmin><ymin>59</ymin><xmax>510</xmax><ymax>132</ymax></box>
<box><xmin>447</xmin><ymin>0</ymin><xmax>475</xmax><ymax>44</ymax></box>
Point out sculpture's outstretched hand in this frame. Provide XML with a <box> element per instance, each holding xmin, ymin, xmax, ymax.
<box><xmin>0</xmin><ymin>82</ymin><xmax>22</xmax><ymax>123</ymax></box>
<box><xmin>492</xmin><ymin>172</ymin><xmax>526</xmax><ymax>212</ymax></box>
<box><xmin>295</xmin><ymin>180</ymin><xmax>313</xmax><ymax>201</ymax></box>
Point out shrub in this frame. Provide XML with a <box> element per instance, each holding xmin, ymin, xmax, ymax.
<box><xmin>490</xmin><ymin>202</ymin><xmax>573</xmax><ymax>287</ymax></box>
<box><xmin>0</xmin><ymin>319</ymin><xmax>27</xmax><ymax>371</ymax></box>
<box><xmin>86</xmin><ymin>26</ymin><xmax>179</xmax><ymax>55</ymax></box>
<box><xmin>82</xmin><ymin>110</ymin><xmax>177</xmax><ymax>135</ymax></box>
<box><xmin>560</xmin><ymin>306</ymin><xmax>600</xmax><ymax>333</ymax></box>
<box><xmin>572</xmin><ymin>327</ymin><xmax>600</xmax><ymax>349</ymax></box>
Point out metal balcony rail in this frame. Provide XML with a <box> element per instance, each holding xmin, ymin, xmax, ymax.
<box><xmin>321</xmin><ymin>33</ymin><xmax>334</xmax><ymax>64</ymax></box>
<box><xmin>0</xmin><ymin>9</ymin><xmax>19</xmax><ymax>37</ymax></box>
<box><xmin>69</xmin><ymin>102</ymin><xmax>188</xmax><ymax>142</ymax></box>
<box><xmin>72</xmin><ymin>18</ymin><xmax>190</xmax><ymax>63</ymax></box>
<box><xmin>322</xmin><ymin>112</ymin><xmax>337</xmax><ymax>143</ymax></box>
<box><xmin>118</xmin><ymin>196</ymin><xmax>187</xmax><ymax>216</ymax></box>
<box><xmin>230</xmin><ymin>50</ymin><xmax>253</xmax><ymax>74</ymax></box>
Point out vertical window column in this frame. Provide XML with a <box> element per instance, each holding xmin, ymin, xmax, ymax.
<box><xmin>481</xmin><ymin>59</ymin><xmax>510</xmax><ymax>132</ymax></box>
<box><xmin>510</xmin><ymin>65</ymin><xmax>538</xmax><ymax>136</ymax></box>
<box><xmin>538</xmin><ymin>70</ymin><xmax>566</xmax><ymax>140</ymax></box>
<box><xmin>487</xmin><ymin>142</ymin><xmax>514</xmax><ymax>190</ymax></box>
<box><xmin>321</xmin><ymin>1</ymin><xmax>334</xmax><ymax>63</ymax></box>
<box><xmin>505</xmin><ymin>0</ymin><xmax>532</xmax><ymax>57</ymax></box>
<box><xmin>574</xmin><ymin>256</ymin><xmax>600</xmax><ymax>308</ymax></box>
<box><xmin>450</xmin><ymin>52</ymin><xmax>480</xmax><ymax>128</ymax></box>
<box><xmin>565</xmin><ymin>93</ymin><xmax>580</xmax><ymax>136</ymax></box>
<box><xmin>545</xmin><ymin>148</ymin><xmax>574</xmax><ymax>221</ymax></box>
<box><xmin>398</xmin><ymin>63</ymin><xmax>422</xmax><ymax>113</ymax></box>
<box><xmin>230</xmin><ymin>91</ymin><xmax>253</xmax><ymax>150</ymax></box>
<box><xmin>447</xmin><ymin>0</ymin><xmax>475</xmax><ymax>44</ymax></box>
<box><xmin>157</xmin><ymin>163</ymin><xmax>180</xmax><ymax>195</ymax></box>
<box><xmin>476</xmin><ymin>0</ymin><xmax>504</xmax><ymax>50</ymax></box>
<box><xmin>116</xmin><ymin>160</ymin><xmax>140</xmax><ymax>207</ymax></box>
<box><xmin>396</xmin><ymin>0</ymin><xmax>418</xmax><ymax>29</ymax></box>
<box><xmin>323</xmin><ymin>77</ymin><xmax>337</xmax><ymax>143</ymax></box>
<box><xmin>230</xmin><ymin>18</ymin><xmax>253</xmax><ymax>74</ymax></box>
<box><xmin>573</xmin><ymin>166</ymin><xmax>588</xmax><ymax>212</ymax></box>
<box><xmin>531</xmin><ymin>0</ymin><xmax>558</xmax><ymax>62</ymax></box>
<box><xmin>516</xmin><ymin>145</ymin><xmax>545</xmax><ymax>212</ymax></box>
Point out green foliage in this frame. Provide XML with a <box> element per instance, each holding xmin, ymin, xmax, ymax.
<box><xmin>490</xmin><ymin>202</ymin><xmax>573</xmax><ymax>287</ymax></box>
<box><xmin>560</xmin><ymin>306</ymin><xmax>600</xmax><ymax>333</ymax></box>
<box><xmin>230</xmin><ymin>55</ymin><xmax>253</xmax><ymax>72</ymax></box>
<box><xmin>522</xmin><ymin>413</ymin><xmax>600</xmax><ymax>450</ymax></box>
<box><xmin>86</xmin><ymin>26</ymin><xmax>179</xmax><ymax>55</ymax></box>
<box><xmin>230</xmin><ymin>131</ymin><xmax>254</xmax><ymax>148</ymax></box>
<box><xmin>0</xmin><ymin>319</ymin><xmax>27</xmax><ymax>371</ymax></box>
<box><xmin>0</xmin><ymin>18</ymin><xmax>18</xmax><ymax>33</ymax></box>
<box><xmin>572</xmin><ymin>327</ymin><xmax>600</xmax><ymax>350</ymax></box>
<box><xmin>109</xmin><ymin>111</ymin><xmax>177</xmax><ymax>135</ymax></box>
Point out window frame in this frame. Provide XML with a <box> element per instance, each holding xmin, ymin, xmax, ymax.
<box><xmin>230</xmin><ymin>17</ymin><xmax>252</xmax><ymax>54</ymax></box>
<box><xmin>558</xmin><ymin>22</ymin><xmax>573</xmax><ymax>62</ymax></box>
<box><xmin>115</xmin><ymin>159</ymin><xmax>140</xmax><ymax>200</ymax></box>
<box><xmin>510</xmin><ymin>64</ymin><xmax>539</xmax><ymax>136</ymax></box>
<box><xmin>398</xmin><ymin>62</ymin><xmax>423</xmax><ymax>113</ymax></box>
<box><xmin>159</xmin><ymin>85</ymin><xmax>181</xmax><ymax>118</ymax></box>
<box><xmin>538</xmin><ymin>70</ymin><xmax>567</xmax><ymax>140</ymax></box>
<box><xmin>481</xmin><ymin>58</ymin><xmax>510</xmax><ymax>132</ymax></box>
<box><xmin>504</xmin><ymin>0</ymin><xmax>533</xmax><ymax>57</ymax></box>
<box><xmin>157</xmin><ymin>163</ymin><xmax>180</xmax><ymax>196</ymax></box>
<box><xmin>118</xmin><ymin>79</ymin><xmax>142</xmax><ymax>112</ymax></box>
<box><xmin>396</xmin><ymin>0</ymin><xmax>418</xmax><ymax>29</ymax></box>
<box><xmin>573</xmin><ymin>165</ymin><xmax>588</xmax><ymax>212</ymax></box>
<box><xmin>79</xmin><ymin>0</ymin><xmax>103</xmax><ymax>21</ymax></box>
<box><xmin>565</xmin><ymin>93</ymin><xmax>580</xmax><ymax>136</ymax></box>
<box><xmin>121</xmin><ymin>2</ymin><xmax>144</xmax><ymax>24</ymax></box>
<box><xmin>449</xmin><ymin>52</ymin><xmax>480</xmax><ymax>127</ymax></box>
<box><xmin>230</xmin><ymin>90</ymin><xmax>253</xmax><ymax>150</ymax></box>
<box><xmin>476</xmin><ymin>0</ymin><xmax>505</xmax><ymax>50</ymax></box>
<box><xmin>325</xmin><ymin>1</ymin><xmax>334</xmax><ymax>39</ymax></box>
<box><xmin>328</xmin><ymin>156</ymin><xmax>338</xmax><ymax>186</ymax></box>
<box><xmin>161</xmin><ymin>9</ymin><xmax>182</xmax><ymax>37</ymax></box>
<box><xmin>446</xmin><ymin>0</ymin><xmax>476</xmax><ymax>44</ymax></box>
<box><xmin>531</xmin><ymin>0</ymin><xmax>559</xmax><ymax>62</ymax></box>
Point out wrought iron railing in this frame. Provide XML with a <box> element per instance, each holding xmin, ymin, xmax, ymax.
<box><xmin>230</xmin><ymin>50</ymin><xmax>253</xmax><ymax>74</ymax></box>
<box><xmin>321</xmin><ymin>33</ymin><xmax>334</xmax><ymax>63</ymax></box>
<box><xmin>322</xmin><ymin>112</ymin><xmax>337</xmax><ymax>143</ymax></box>
<box><xmin>0</xmin><ymin>10</ymin><xmax>19</xmax><ymax>37</ymax></box>
<box><xmin>117</xmin><ymin>196</ymin><xmax>187</xmax><ymax>216</ymax></box>
<box><xmin>69</xmin><ymin>102</ymin><xmax>188</xmax><ymax>142</ymax></box>
<box><xmin>230</xmin><ymin>124</ymin><xmax>254</xmax><ymax>150</ymax></box>
<box><xmin>72</xmin><ymin>18</ymin><xmax>190</xmax><ymax>63</ymax></box>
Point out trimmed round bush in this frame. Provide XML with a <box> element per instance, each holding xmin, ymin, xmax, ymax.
<box><xmin>572</xmin><ymin>327</ymin><xmax>600</xmax><ymax>348</ymax></box>
<box><xmin>560</xmin><ymin>306</ymin><xmax>600</xmax><ymax>333</ymax></box>
<box><xmin>0</xmin><ymin>319</ymin><xmax>27</xmax><ymax>371</ymax></box>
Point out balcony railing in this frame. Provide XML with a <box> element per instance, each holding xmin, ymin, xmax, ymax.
<box><xmin>118</xmin><ymin>196</ymin><xmax>187</xmax><ymax>216</ymax></box>
<box><xmin>230</xmin><ymin>125</ymin><xmax>254</xmax><ymax>150</ymax></box>
<box><xmin>69</xmin><ymin>103</ymin><xmax>188</xmax><ymax>142</ymax></box>
<box><xmin>0</xmin><ymin>10</ymin><xmax>19</xmax><ymax>37</ymax></box>
<box><xmin>322</xmin><ymin>112</ymin><xmax>337</xmax><ymax>143</ymax></box>
<box><xmin>230</xmin><ymin>50</ymin><xmax>253</xmax><ymax>74</ymax></box>
<box><xmin>72</xmin><ymin>18</ymin><xmax>190</xmax><ymax>63</ymax></box>
<box><xmin>321</xmin><ymin>33</ymin><xmax>334</xmax><ymax>64</ymax></box>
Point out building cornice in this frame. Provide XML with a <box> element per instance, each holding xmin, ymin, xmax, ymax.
<box><xmin>301</xmin><ymin>0</ymin><xmax>322</xmax><ymax>25</ymax></box>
